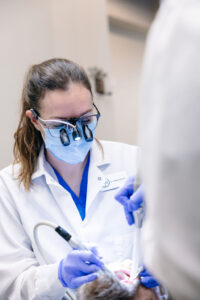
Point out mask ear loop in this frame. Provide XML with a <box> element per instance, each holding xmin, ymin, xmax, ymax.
<box><xmin>60</xmin><ymin>128</ymin><xmax>70</xmax><ymax>146</ymax></box>
<box><xmin>82</xmin><ymin>125</ymin><xmax>93</xmax><ymax>142</ymax></box>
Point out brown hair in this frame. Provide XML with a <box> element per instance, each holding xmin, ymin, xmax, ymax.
<box><xmin>77</xmin><ymin>270</ymin><xmax>158</xmax><ymax>300</ymax></box>
<box><xmin>13</xmin><ymin>58</ymin><xmax>93</xmax><ymax>190</ymax></box>
<box><xmin>77</xmin><ymin>270</ymin><xmax>135</xmax><ymax>300</ymax></box>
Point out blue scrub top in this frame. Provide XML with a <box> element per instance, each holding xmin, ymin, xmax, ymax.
<box><xmin>53</xmin><ymin>154</ymin><xmax>90</xmax><ymax>221</ymax></box>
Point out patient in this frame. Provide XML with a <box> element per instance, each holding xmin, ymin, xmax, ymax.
<box><xmin>76</xmin><ymin>268</ymin><xmax>159</xmax><ymax>300</ymax></box>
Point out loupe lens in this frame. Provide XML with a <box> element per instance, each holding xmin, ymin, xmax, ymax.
<box><xmin>82</xmin><ymin>125</ymin><xmax>93</xmax><ymax>142</ymax></box>
<box><xmin>60</xmin><ymin>128</ymin><xmax>70</xmax><ymax>146</ymax></box>
<box><xmin>72</xmin><ymin>128</ymin><xmax>82</xmax><ymax>141</ymax></box>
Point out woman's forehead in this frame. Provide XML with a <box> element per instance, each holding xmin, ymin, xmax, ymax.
<box><xmin>39</xmin><ymin>84</ymin><xmax>92</xmax><ymax>119</ymax></box>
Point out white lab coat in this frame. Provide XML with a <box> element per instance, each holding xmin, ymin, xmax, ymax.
<box><xmin>140</xmin><ymin>1</ymin><xmax>200</xmax><ymax>299</ymax></box>
<box><xmin>0</xmin><ymin>140</ymin><xmax>138</xmax><ymax>300</ymax></box>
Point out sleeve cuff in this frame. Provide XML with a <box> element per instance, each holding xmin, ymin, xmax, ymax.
<box><xmin>35</xmin><ymin>262</ymin><xmax>67</xmax><ymax>299</ymax></box>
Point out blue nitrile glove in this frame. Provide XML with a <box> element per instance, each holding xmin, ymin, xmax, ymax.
<box><xmin>58</xmin><ymin>247</ymin><xmax>104</xmax><ymax>289</ymax></box>
<box><xmin>139</xmin><ymin>267</ymin><xmax>160</xmax><ymax>288</ymax></box>
<box><xmin>115</xmin><ymin>176</ymin><xmax>144</xmax><ymax>225</ymax></box>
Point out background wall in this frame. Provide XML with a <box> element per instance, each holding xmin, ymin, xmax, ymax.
<box><xmin>0</xmin><ymin>0</ymin><xmax>157</xmax><ymax>168</ymax></box>
<box><xmin>107</xmin><ymin>0</ymin><xmax>156</xmax><ymax>144</ymax></box>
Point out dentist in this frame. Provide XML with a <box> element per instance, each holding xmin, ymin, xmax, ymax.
<box><xmin>0</xmin><ymin>58</ymin><xmax>141</xmax><ymax>299</ymax></box>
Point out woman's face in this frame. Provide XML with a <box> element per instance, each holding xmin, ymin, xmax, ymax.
<box><xmin>40</xmin><ymin>82</ymin><xmax>93</xmax><ymax>121</ymax></box>
<box><xmin>28</xmin><ymin>82</ymin><xmax>93</xmax><ymax>136</ymax></box>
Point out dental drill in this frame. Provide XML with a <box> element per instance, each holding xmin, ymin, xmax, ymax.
<box><xmin>34</xmin><ymin>221</ymin><xmax>109</xmax><ymax>273</ymax></box>
<box><xmin>33</xmin><ymin>221</ymin><xmax>113</xmax><ymax>300</ymax></box>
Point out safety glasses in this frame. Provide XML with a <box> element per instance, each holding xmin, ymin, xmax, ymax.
<box><xmin>30</xmin><ymin>103</ymin><xmax>100</xmax><ymax>139</ymax></box>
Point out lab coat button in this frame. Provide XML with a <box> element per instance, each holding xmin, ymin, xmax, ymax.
<box><xmin>98</xmin><ymin>176</ymin><xmax>103</xmax><ymax>181</ymax></box>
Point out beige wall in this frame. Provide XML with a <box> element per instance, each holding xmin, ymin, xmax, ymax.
<box><xmin>0</xmin><ymin>0</ymin><xmax>113</xmax><ymax>168</ymax></box>
<box><xmin>109</xmin><ymin>25</ymin><xmax>146</xmax><ymax>145</ymax></box>
<box><xmin>0</xmin><ymin>0</ymin><xmax>155</xmax><ymax>168</ymax></box>
<box><xmin>1</xmin><ymin>1</ymin><xmax>53</xmax><ymax>168</ymax></box>
<box><xmin>106</xmin><ymin>0</ymin><xmax>154</xmax><ymax>144</ymax></box>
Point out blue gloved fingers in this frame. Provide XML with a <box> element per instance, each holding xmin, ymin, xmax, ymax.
<box><xmin>115</xmin><ymin>176</ymin><xmax>135</xmax><ymax>197</ymax></box>
<box><xmin>79</xmin><ymin>262</ymin><xmax>102</xmax><ymax>274</ymax></box>
<box><xmin>115</xmin><ymin>176</ymin><xmax>135</xmax><ymax>204</ymax></box>
<box><xmin>139</xmin><ymin>267</ymin><xmax>160</xmax><ymax>288</ymax></box>
<box><xmin>88</xmin><ymin>245</ymin><xmax>98</xmax><ymax>255</ymax></box>
<box><xmin>124</xmin><ymin>207</ymin><xmax>134</xmax><ymax>225</ymax></box>
<box><xmin>140</xmin><ymin>276</ymin><xmax>159</xmax><ymax>288</ymax></box>
<box><xmin>127</xmin><ymin>185</ymin><xmax>144</xmax><ymax>212</ymax></box>
<box><xmin>119</xmin><ymin>184</ymin><xmax>144</xmax><ymax>225</ymax></box>
<box><xmin>115</xmin><ymin>195</ymin><xmax>129</xmax><ymax>206</ymax></box>
<box><xmin>70</xmin><ymin>273</ymin><xmax>98</xmax><ymax>289</ymax></box>
<box><xmin>63</xmin><ymin>259</ymin><xmax>101</xmax><ymax>275</ymax></box>
<box><xmin>58</xmin><ymin>248</ymin><xmax>104</xmax><ymax>289</ymax></box>
<box><xmin>89</xmin><ymin>245</ymin><xmax>103</xmax><ymax>259</ymax></box>
<box><xmin>84</xmin><ymin>242</ymin><xmax>103</xmax><ymax>259</ymax></box>
<box><xmin>65</xmin><ymin>250</ymin><xmax>103</xmax><ymax>274</ymax></box>
<box><xmin>139</xmin><ymin>269</ymin><xmax>152</xmax><ymax>277</ymax></box>
<box><xmin>78</xmin><ymin>250</ymin><xmax>104</xmax><ymax>268</ymax></box>
<box><xmin>115</xmin><ymin>177</ymin><xmax>144</xmax><ymax>217</ymax></box>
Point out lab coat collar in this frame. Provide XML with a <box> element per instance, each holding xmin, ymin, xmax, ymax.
<box><xmin>31</xmin><ymin>140</ymin><xmax>110</xmax><ymax>181</ymax></box>
<box><xmin>31</xmin><ymin>140</ymin><xmax>111</xmax><ymax>221</ymax></box>
<box><xmin>90</xmin><ymin>139</ymin><xmax>110</xmax><ymax>168</ymax></box>
<box><xmin>31</xmin><ymin>146</ymin><xmax>56</xmax><ymax>182</ymax></box>
<box><xmin>85</xmin><ymin>140</ymin><xmax>111</xmax><ymax>216</ymax></box>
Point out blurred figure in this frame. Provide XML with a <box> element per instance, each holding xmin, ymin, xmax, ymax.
<box><xmin>140</xmin><ymin>0</ymin><xmax>200</xmax><ymax>299</ymax></box>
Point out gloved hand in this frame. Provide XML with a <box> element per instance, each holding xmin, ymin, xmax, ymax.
<box><xmin>139</xmin><ymin>267</ymin><xmax>159</xmax><ymax>288</ymax></box>
<box><xmin>115</xmin><ymin>176</ymin><xmax>144</xmax><ymax>225</ymax></box>
<box><xmin>58</xmin><ymin>247</ymin><xmax>104</xmax><ymax>289</ymax></box>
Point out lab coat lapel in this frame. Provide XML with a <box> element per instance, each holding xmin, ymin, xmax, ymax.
<box><xmin>86</xmin><ymin>140</ymin><xmax>110</xmax><ymax>213</ymax></box>
<box><xmin>34</xmin><ymin>149</ymin><xmax>83</xmax><ymax>233</ymax></box>
<box><xmin>32</xmin><ymin>142</ymin><xmax>110</xmax><ymax>229</ymax></box>
<box><xmin>86</xmin><ymin>165</ymin><xmax>104</xmax><ymax>213</ymax></box>
<box><xmin>47</xmin><ymin>181</ymin><xmax>83</xmax><ymax>233</ymax></box>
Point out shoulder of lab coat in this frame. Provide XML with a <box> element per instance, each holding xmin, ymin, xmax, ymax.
<box><xmin>0</xmin><ymin>176</ymin><xmax>67</xmax><ymax>299</ymax></box>
<box><xmin>0</xmin><ymin>139</ymin><xmax>138</xmax><ymax>299</ymax></box>
<box><xmin>94</xmin><ymin>139</ymin><xmax>139</xmax><ymax>170</ymax></box>
<box><xmin>140</xmin><ymin>1</ymin><xmax>200</xmax><ymax>299</ymax></box>
<box><xmin>28</xmin><ymin>140</ymin><xmax>138</xmax><ymax>181</ymax></box>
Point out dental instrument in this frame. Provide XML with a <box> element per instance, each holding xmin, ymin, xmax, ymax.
<box><xmin>33</xmin><ymin>221</ymin><xmax>112</xmax><ymax>300</ymax></box>
<box><xmin>130</xmin><ymin>171</ymin><xmax>145</xmax><ymax>280</ymax></box>
<box><xmin>130</xmin><ymin>168</ymin><xmax>168</xmax><ymax>299</ymax></box>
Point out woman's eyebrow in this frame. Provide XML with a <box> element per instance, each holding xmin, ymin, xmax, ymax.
<box><xmin>79</xmin><ymin>108</ymin><xmax>93</xmax><ymax>117</ymax></box>
<box><xmin>51</xmin><ymin>109</ymin><xmax>93</xmax><ymax>120</ymax></box>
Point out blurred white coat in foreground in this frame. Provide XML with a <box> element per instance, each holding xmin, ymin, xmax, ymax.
<box><xmin>140</xmin><ymin>0</ymin><xmax>200</xmax><ymax>299</ymax></box>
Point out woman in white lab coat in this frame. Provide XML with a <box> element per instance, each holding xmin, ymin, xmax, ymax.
<box><xmin>0</xmin><ymin>58</ymin><xmax>138</xmax><ymax>299</ymax></box>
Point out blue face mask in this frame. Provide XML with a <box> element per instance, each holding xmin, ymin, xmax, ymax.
<box><xmin>44</xmin><ymin>125</ymin><xmax>95</xmax><ymax>164</ymax></box>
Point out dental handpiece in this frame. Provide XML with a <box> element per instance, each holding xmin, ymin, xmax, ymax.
<box><xmin>133</xmin><ymin>170</ymin><xmax>145</xmax><ymax>229</ymax></box>
<box><xmin>55</xmin><ymin>226</ymin><xmax>88</xmax><ymax>250</ymax></box>
<box><xmin>55</xmin><ymin>226</ymin><xmax>110</xmax><ymax>272</ymax></box>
